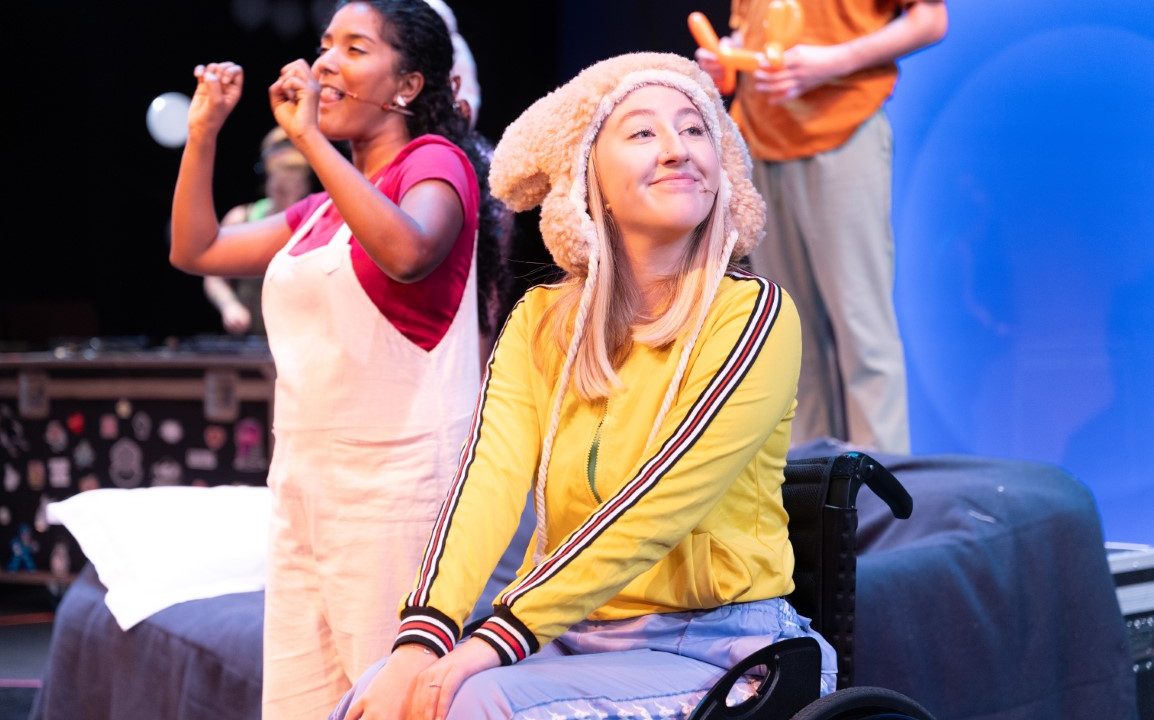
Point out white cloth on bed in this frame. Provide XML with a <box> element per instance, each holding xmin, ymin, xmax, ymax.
<box><xmin>47</xmin><ymin>484</ymin><xmax>271</xmax><ymax>630</ymax></box>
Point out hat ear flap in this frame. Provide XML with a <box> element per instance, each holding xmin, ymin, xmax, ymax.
<box><xmin>489</xmin><ymin>93</ymin><xmax>560</xmax><ymax>212</ymax></box>
<box><xmin>718</xmin><ymin>112</ymin><xmax>766</xmax><ymax>258</ymax></box>
<box><xmin>539</xmin><ymin>186</ymin><xmax>592</xmax><ymax>276</ymax></box>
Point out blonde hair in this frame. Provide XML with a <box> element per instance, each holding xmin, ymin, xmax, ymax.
<box><xmin>533</xmin><ymin>153</ymin><xmax>730</xmax><ymax>402</ymax></box>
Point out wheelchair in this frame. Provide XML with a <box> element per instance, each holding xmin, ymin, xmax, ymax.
<box><xmin>688</xmin><ymin>452</ymin><xmax>936</xmax><ymax>720</ymax></box>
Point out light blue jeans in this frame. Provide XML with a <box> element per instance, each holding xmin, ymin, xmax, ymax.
<box><xmin>330</xmin><ymin>598</ymin><xmax>836</xmax><ymax>720</ymax></box>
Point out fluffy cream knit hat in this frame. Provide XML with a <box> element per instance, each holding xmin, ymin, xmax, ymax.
<box><xmin>489</xmin><ymin>52</ymin><xmax>767</xmax><ymax>561</ymax></box>
<box><xmin>489</xmin><ymin>51</ymin><xmax>765</xmax><ymax>276</ymax></box>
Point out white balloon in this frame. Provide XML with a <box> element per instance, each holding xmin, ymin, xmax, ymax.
<box><xmin>146</xmin><ymin>91</ymin><xmax>191</xmax><ymax>148</ymax></box>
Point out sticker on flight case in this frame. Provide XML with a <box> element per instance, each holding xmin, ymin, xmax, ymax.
<box><xmin>115</xmin><ymin>399</ymin><xmax>133</xmax><ymax>419</ymax></box>
<box><xmin>50</xmin><ymin>541</ymin><xmax>71</xmax><ymax>577</ymax></box>
<box><xmin>132</xmin><ymin>411</ymin><xmax>153</xmax><ymax>441</ymax></box>
<box><xmin>233</xmin><ymin>418</ymin><xmax>268</xmax><ymax>472</ymax></box>
<box><xmin>204</xmin><ymin>370</ymin><xmax>240</xmax><ymax>422</ymax></box>
<box><xmin>78</xmin><ymin>473</ymin><xmax>100</xmax><ymax>492</ymax></box>
<box><xmin>204</xmin><ymin>425</ymin><xmax>227</xmax><ymax>451</ymax></box>
<box><xmin>66</xmin><ymin>411</ymin><xmax>85</xmax><ymax>435</ymax></box>
<box><xmin>100</xmin><ymin>413</ymin><xmax>119</xmax><ymax>439</ymax></box>
<box><xmin>109</xmin><ymin>437</ymin><xmax>144</xmax><ymax>488</ymax></box>
<box><xmin>3</xmin><ymin>464</ymin><xmax>17</xmax><ymax>493</ymax></box>
<box><xmin>45</xmin><ymin>420</ymin><xmax>68</xmax><ymax>453</ymax></box>
<box><xmin>7</xmin><ymin>523</ymin><xmax>38</xmax><ymax>570</ymax></box>
<box><xmin>73</xmin><ymin>439</ymin><xmax>96</xmax><ymax>469</ymax></box>
<box><xmin>27</xmin><ymin>459</ymin><xmax>46</xmax><ymax>491</ymax></box>
<box><xmin>186</xmin><ymin>448</ymin><xmax>218</xmax><ymax>471</ymax></box>
<box><xmin>47</xmin><ymin>457</ymin><xmax>70</xmax><ymax>488</ymax></box>
<box><xmin>150</xmin><ymin>457</ymin><xmax>183</xmax><ymax>487</ymax></box>
<box><xmin>0</xmin><ymin>406</ymin><xmax>29</xmax><ymax>459</ymax></box>
<box><xmin>34</xmin><ymin>496</ymin><xmax>49</xmax><ymax>533</ymax></box>
<box><xmin>158</xmin><ymin>419</ymin><xmax>184</xmax><ymax>444</ymax></box>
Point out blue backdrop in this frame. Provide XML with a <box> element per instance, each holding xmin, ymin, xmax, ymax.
<box><xmin>887</xmin><ymin>0</ymin><xmax>1154</xmax><ymax>544</ymax></box>
<box><xmin>3</xmin><ymin>0</ymin><xmax>1147</xmax><ymax>545</ymax></box>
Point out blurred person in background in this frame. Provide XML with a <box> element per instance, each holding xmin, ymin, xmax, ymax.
<box><xmin>202</xmin><ymin>126</ymin><xmax>316</xmax><ymax>335</ymax></box>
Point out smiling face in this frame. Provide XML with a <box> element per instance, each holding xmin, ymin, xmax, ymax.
<box><xmin>592</xmin><ymin>85</ymin><xmax>721</xmax><ymax>254</ymax></box>
<box><xmin>311</xmin><ymin>2</ymin><xmax>413</xmax><ymax>139</ymax></box>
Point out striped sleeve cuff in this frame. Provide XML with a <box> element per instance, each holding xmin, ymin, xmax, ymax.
<box><xmin>471</xmin><ymin>606</ymin><xmax>539</xmax><ymax>666</ymax></box>
<box><xmin>393</xmin><ymin>607</ymin><xmax>460</xmax><ymax>657</ymax></box>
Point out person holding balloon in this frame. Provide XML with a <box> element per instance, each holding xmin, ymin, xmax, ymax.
<box><xmin>168</xmin><ymin>1</ymin><xmax>511</xmax><ymax>718</ymax></box>
<box><xmin>694</xmin><ymin>0</ymin><xmax>948</xmax><ymax>455</ymax></box>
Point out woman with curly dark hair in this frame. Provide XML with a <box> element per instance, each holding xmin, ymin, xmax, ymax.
<box><xmin>168</xmin><ymin>1</ymin><xmax>510</xmax><ymax>716</ymax></box>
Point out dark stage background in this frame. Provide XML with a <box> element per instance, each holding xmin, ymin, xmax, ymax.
<box><xmin>3</xmin><ymin>1</ymin><xmax>1151</xmax><ymax>545</ymax></box>
<box><xmin>1</xmin><ymin>0</ymin><xmax>729</xmax><ymax>346</ymax></box>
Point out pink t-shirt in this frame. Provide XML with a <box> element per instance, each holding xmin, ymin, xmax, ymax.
<box><xmin>285</xmin><ymin>135</ymin><xmax>479</xmax><ymax>351</ymax></box>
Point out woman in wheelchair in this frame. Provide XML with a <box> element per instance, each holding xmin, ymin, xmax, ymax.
<box><xmin>330</xmin><ymin>51</ymin><xmax>837</xmax><ymax>720</ymax></box>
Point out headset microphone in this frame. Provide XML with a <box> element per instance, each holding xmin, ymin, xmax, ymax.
<box><xmin>343</xmin><ymin>90</ymin><xmax>414</xmax><ymax>116</ymax></box>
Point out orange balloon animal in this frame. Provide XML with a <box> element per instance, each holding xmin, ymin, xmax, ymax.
<box><xmin>689</xmin><ymin>0</ymin><xmax>804</xmax><ymax>95</ymax></box>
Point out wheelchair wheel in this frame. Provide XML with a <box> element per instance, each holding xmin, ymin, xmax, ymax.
<box><xmin>791</xmin><ymin>686</ymin><xmax>935</xmax><ymax>720</ymax></box>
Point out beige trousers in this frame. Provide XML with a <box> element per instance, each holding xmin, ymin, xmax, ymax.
<box><xmin>747</xmin><ymin>110</ymin><xmax>910</xmax><ymax>453</ymax></box>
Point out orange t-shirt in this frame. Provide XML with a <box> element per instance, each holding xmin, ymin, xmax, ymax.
<box><xmin>729</xmin><ymin>0</ymin><xmax>910</xmax><ymax>161</ymax></box>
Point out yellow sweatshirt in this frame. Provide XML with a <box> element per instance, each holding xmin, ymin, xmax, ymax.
<box><xmin>396</xmin><ymin>270</ymin><xmax>802</xmax><ymax>664</ymax></box>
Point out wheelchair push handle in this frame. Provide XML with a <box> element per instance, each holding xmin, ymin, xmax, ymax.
<box><xmin>838</xmin><ymin>452</ymin><xmax>913</xmax><ymax>520</ymax></box>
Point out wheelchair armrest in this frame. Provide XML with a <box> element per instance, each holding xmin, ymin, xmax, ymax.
<box><xmin>687</xmin><ymin>637</ymin><xmax>822</xmax><ymax>720</ymax></box>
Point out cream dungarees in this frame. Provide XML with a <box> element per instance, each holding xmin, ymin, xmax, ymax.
<box><xmin>260</xmin><ymin>198</ymin><xmax>479</xmax><ymax>719</ymax></box>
